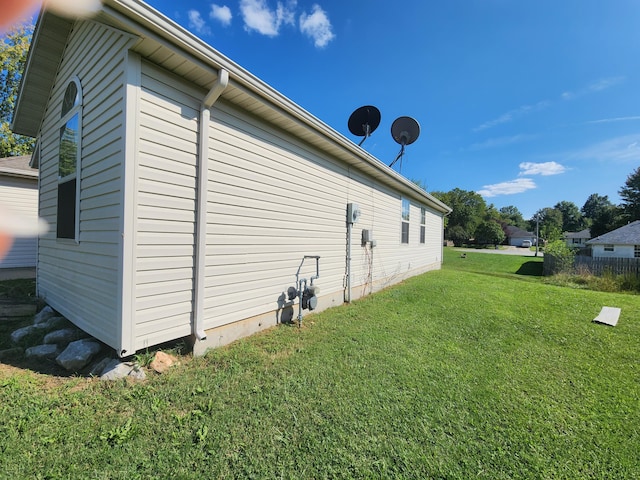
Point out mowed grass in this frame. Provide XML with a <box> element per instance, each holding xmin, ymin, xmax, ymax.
<box><xmin>1</xmin><ymin>252</ymin><xmax>639</xmax><ymax>478</ymax></box>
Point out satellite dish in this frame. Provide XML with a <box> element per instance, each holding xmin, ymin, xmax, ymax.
<box><xmin>348</xmin><ymin>106</ymin><xmax>381</xmax><ymax>146</ymax></box>
<box><xmin>389</xmin><ymin>116</ymin><xmax>420</xmax><ymax>170</ymax></box>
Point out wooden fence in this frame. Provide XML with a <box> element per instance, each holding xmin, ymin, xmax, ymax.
<box><xmin>544</xmin><ymin>254</ymin><xmax>640</xmax><ymax>277</ymax></box>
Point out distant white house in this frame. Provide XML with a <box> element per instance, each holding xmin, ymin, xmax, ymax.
<box><xmin>564</xmin><ymin>228</ymin><xmax>591</xmax><ymax>249</ymax></box>
<box><xmin>12</xmin><ymin>2</ymin><xmax>451</xmax><ymax>357</ymax></box>
<box><xmin>0</xmin><ymin>156</ymin><xmax>38</xmax><ymax>268</ymax></box>
<box><xmin>586</xmin><ymin>221</ymin><xmax>640</xmax><ymax>258</ymax></box>
<box><xmin>504</xmin><ymin>225</ymin><xmax>536</xmax><ymax>247</ymax></box>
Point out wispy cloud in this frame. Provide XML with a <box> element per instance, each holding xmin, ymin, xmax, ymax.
<box><xmin>240</xmin><ymin>0</ymin><xmax>296</xmax><ymax>36</ymax></box>
<box><xmin>476</xmin><ymin>161</ymin><xmax>566</xmax><ymax>198</ymax></box>
<box><xmin>188</xmin><ymin>10</ymin><xmax>210</xmax><ymax>35</ymax></box>
<box><xmin>567</xmin><ymin>133</ymin><xmax>640</xmax><ymax>163</ymax></box>
<box><xmin>477</xmin><ymin>178</ymin><xmax>537</xmax><ymax>198</ymax></box>
<box><xmin>518</xmin><ymin>161</ymin><xmax>566</xmax><ymax>176</ymax></box>
<box><xmin>561</xmin><ymin>76</ymin><xmax>625</xmax><ymax>100</ymax></box>
<box><xmin>586</xmin><ymin>116</ymin><xmax>640</xmax><ymax>125</ymax></box>
<box><xmin>468</xmin><ymin>134</ymin><xmax>536</xmax><ymax>151</ymax></box>
<box><xmin>210</xmin><ymin>4</ymin><xmax>232</xmax><ymax>26</ymax></box>
<box><xmin>473</xmin><ymin>101</ymin><xmax>550</xmax><ymax>132</ymax></box>
<box><xmin>299</xmin><ymin>4</ymin><xmax>335</xmax><ymax>48</ymax></box>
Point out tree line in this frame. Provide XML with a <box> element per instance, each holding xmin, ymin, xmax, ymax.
<box><xmin>431</xmin><ymin>167</ymin><xmax>640</xmax><ymax>246</ymax></box>
<box><xmin>1</xmin><ymin>22</ymin><xmax>34</xmax><ymax>157</ymax></box>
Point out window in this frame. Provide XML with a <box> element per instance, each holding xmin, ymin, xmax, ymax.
<box><xmin>420</xmin><ymin>207</ymin><xmax>426</xmax><ymax>244</ymax></box>
<box><xmin>401</xmin><ymin>198</ymin><xmax>410</xmax><ymax>244</ymax></box>
<box><xmin>604</xmin><ymin>245</ymin><xmax>614</xmax><ymax>252</ymax></box>
<box><xmin>57</xmin><ymin>79</ymin><xmax>82</xmax><ymax>240</ymax></box>
<box><xmin>635</xmin><ymin>245</ymin><xmax>640</xmax><ymax>258</ymax></box>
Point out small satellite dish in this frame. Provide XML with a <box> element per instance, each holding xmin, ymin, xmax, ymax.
<box><xmin>348</xmin><ymin>106</ymin><xmax>381</xmax><ymax>146</ymax></box>
<box><xmin>389</xmin><ymin>116</ymin><xmax>420</xmax><ymax>170</ymax></box>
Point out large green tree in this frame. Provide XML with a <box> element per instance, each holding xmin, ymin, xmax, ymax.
<box><xmin>531</xmin><ymin>208</ymin><xmax>563</xmax><ymax>243</ymax></box>
<box><xmin>581</xmin><ymin>193</ymin><xmax>613</xmax><ymax>221</ymax></box>
<box><xmin>0</xmin><ymin>22</ymin><xmax>34</xmax><ymax>157</ymax></box>
<box><xmin>475</xmin><ymin>220</ymin><xmax>505</xmax><ymax>246</ymax></box>
<box><xmin>590</xmin><ymin>205</ymin><xmax>622</xmax><ymax>238</ymax></box>
<box><xmin>619</xmin><ymin>166</ymin><xmax>640</xmax><ymax>222</ymax></box>
<box><xmin>431</xmin><ymin>188</ymin><xmax>487</xmax><ymax>240</ymax></box>
<box><xmin>554</xmin><ymin>200</ymin><xmax>585</xmax><ymax>232</ymax></box>
<box><xmin>498</xmin><ymin>205</ymin><xmax>526</xmax><ymax>229</ymax></box>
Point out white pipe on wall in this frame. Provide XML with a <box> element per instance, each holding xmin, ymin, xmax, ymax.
<box><xmin>193</xmin><ymin>69</ymin><xmax>229</xmax><ymax>341</ymax></box>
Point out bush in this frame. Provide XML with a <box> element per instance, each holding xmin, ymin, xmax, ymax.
<box><xmin>544</xmin><ymin>240</ymin><xmax>575</xmax><ymax>274</ymax></box>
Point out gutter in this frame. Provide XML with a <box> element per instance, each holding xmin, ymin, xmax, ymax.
<box><xmin>193</xmin><ymin>68</ymin><xmax>229</xmax><ymax>341</ymax></box>
<box><xmin>105</xmin><ymin>0</ymin><xmax>451</xmax><ymax>215</ymax></box>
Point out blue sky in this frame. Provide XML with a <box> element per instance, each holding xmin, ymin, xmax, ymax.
<box><xmin>144</xmin><ymin>0</ymin><xmax>640</xmax><ymax>219</ymax></box>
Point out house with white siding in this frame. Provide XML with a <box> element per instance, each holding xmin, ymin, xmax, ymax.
<box><xmin>504</xmin><ymin>225</ymin><xmax>536</xmax><ymax>247</ymax></box>
<box><xmin>586</xmin><ymin>221</ymin><xmax>640</xmax><ymax>259</ymax></box>
<box><xmin>564</xmin><ymin>228</ymin><xmax>590</xmax><ymax>249</ymax></box>
<box><xmin>11</xmin><ymin>0</ymin><xmax>451</xmax><ymax>357</ymax></box>
<box><xmin>0</xmin><ymin>156</ymin><xmax>39</xmax><ymax>268</ymax></box>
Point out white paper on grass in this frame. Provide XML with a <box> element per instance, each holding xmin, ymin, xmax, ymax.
<box><xmin>593</xmin><ymin>307</ymin><xmax>621</xmax><ymax>327</ymax></box>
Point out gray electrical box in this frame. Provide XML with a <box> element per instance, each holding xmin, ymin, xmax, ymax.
<box><xmin>361</xmin><ymin>229</ymin><xmax>372</xmax><ymax>244</ymax></box>
<box><xmin>347</xmin><ymin>203</ymin><xmax>361</xmax><ymax>224</ymax></box>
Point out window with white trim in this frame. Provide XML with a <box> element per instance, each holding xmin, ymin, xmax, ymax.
<box><xmin>401</xmin><ymin>198</ymin><xmax>410</xmax><ymax>244</ymax></box>
<box><xmin>635</xmin><ymin>245</ymin><xmax>640</xmax><ymax>258</ymax></box>
<box><xmin>604</xmin><ymin>244</ymin><xmax>614</xmax><ymax>252</ymax></box>
<box><xmin>57</xmin><ymin>78</ymin><xmax>82</xmax><ymax>240</ymax></box>
<box><xmin>420</xmin><ymin>207</ymin><xmax>426</xmax><ymax>244</ymax></box>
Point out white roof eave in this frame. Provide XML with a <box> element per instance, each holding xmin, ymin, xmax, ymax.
<box><xmin>16</xmin><ymin>0</ymin><xmax>451</xmax><ymax>215</ymax></box>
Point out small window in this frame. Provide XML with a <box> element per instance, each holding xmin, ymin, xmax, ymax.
<box><xmin>635</xmin><ymin>245</ymin><xmax>640</xmax><ymax>258</ymax></box>
<box><xmin>604</xmin><ymin>245</ymin><xmax>614</xmax><ymax>252</ymax></box>
<box><xmin>420</xmin><ymin>207</ymin><xmax>426</xmax><ymax>244</ymax></box>
<box><xmin>401</xmin><ymin>198</ymin><xmax>410</xmax><ymax>244</ymax></box>
<box><xmin>57</xmin><ymin>78</ymin><xmax>82</xmax><ymax>240</ymax></box>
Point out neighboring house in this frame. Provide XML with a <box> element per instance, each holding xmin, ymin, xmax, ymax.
<box><xmin>564</xmin><ymin>228</ymin><xmax>591</xmax><ymax>249</ymax></box>
<box><xmin>503</xmin><ymin>225</ymin><xmax>536</xmax><ymax>247</ymax></box>
<box><xmin>11</xmin><ymin>2</ymin><xmax>451</xmax><ymax>357</ymax></box>
<box><xmin>0</xmin><ymin>156</ymin><xmax>38</xmax><ymax>268</ymax></box>
<box><xmin>586</xmin><ymin>221</ymin><xmax>640</xmax><ymax>258</ymax></box>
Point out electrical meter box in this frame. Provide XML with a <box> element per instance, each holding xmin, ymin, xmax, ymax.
<box><xmin>347</xmin><ymin>203</ymin><xmax>361</xmax><ymax>224</ymax></box>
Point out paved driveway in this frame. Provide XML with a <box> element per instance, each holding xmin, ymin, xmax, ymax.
<box><xmin>453</xmin><ymin>246</ymin><xmax>542</xmax><ymax>257</ymax></box>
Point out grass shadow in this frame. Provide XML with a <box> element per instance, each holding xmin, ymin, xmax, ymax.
<box><xmin>516</xmin><ymin>261</ymin><xmax>544</xmax><ymax>277</ymax></box>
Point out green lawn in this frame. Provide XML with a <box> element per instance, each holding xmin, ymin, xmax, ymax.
<box><xmin>1</xmin><ymin>252</ymin><xmax>639</xmax><ymax>478</ymax></box>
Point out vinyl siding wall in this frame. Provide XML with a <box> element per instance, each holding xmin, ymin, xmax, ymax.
<box><xmin>592</xmin><ymin>244</ymin><xmax>636</xmax><ymax>259</ymax></box>
<box><xmin>132</xmin><ymin>61</ymin><xmax>201</xmax><ymax>349</ymax></box>
<box><xmin>0</xmin><ymin>176</ymin><xmax>38</xmax><ymax>268</ymax></box>
<box><xmin>202</xmin><ymin>101</ymin><xmax>443</xmax><ymax>330</ymax></box>
<box><xmin>37</xmin><ymin>21</ymin><xmax>131</xmax><ymax>348</ymax></box>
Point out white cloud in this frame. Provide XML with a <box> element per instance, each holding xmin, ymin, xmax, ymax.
<box><xmin>586</xmin><ymin>116</ymin><xmax>640</xmax><ymax>125</ymax></box>
<box><xmin>240</xmin><ymin>0</ymin><xmax>296</xmax><ymax>36</ymax></box>
<box><xmin>299</xmin><ymin>4</ymin><xmax>335</xmax><ymax>48</ymax></box>
<box><xmin>473</xmin><ymin>101</ymin><xmax>550</xmax><ymax>132</ymax></box>
<box><xmin>477</xmin><ymin>178</ymin><xmax>537</xmax><ymax>198</ymax></box>
<box><xmin>188</xmin><ymin>10</ymin><xmax>210</xmax><ymax>35</ymax></box>
<box><xmin>568</xmin><ymin>134</ymin><xmax>640</xmax><ymax>163</ymax></box>
<box><xmin>518</xmin><ymin>161</ymin><xmax>566</xmax><ymax>176</ymax></box>
<box><xmin>468</xmin><ymin>134</ymin><xmax>535</xmax><ymax>151</ymax></box>
<box><xmin>210</xmin><ymin>4</ymin><xmax>232</xmax><ymax>26</ymax></box>
<box><xmin>562</xmin><ymin>76</ymin><xmax>625</xmax><ymax>100</ymax></box>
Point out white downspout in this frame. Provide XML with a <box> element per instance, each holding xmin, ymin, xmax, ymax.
<box><xmin>193</xmin><ymin>69</ymin><xmax>229</xmax><ymax>341</ymax></box>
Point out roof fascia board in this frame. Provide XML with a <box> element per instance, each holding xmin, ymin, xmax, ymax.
<box><xmin>0</xmin><ymin>169</ymin><xmax>38</xmax><ymax>179</ymax></box>
<box><xmin>11</xmin><ymin>10</ymin><xmax>74</xmax><ymax>137</ymax></box>
<box><xmin>104</xmin><ymin>0</ymin><xmax>451</xmax><ymax>214</ymax></box>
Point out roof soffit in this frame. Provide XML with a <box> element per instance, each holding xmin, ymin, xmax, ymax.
<box><xmin>15</xmin><ymin>0</ymin><xmax>451</xmax><ymax>214</ymax></box>
<box><xmin>11</xmin><ymin>11</ymin><xmax>74</xmax><ymax>137</ymax></box>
